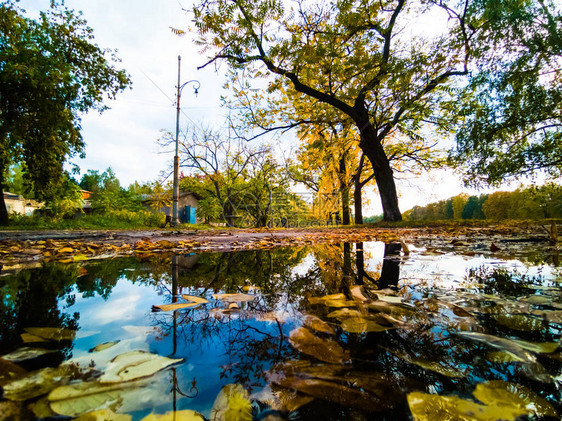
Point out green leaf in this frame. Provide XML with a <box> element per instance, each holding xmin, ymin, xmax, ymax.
<box><xmin>141</xmin><ymin>410</ymin><xmax>205</xmax><ymax>421</ymax></box>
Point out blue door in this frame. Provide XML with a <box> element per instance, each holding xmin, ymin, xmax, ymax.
<box><xmin>184</xmin><ymin>206</ymin><xmax>196</xmax><ymax>224</ymax></box>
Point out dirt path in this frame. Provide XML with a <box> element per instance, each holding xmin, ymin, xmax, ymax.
<box><xmin>0</xmin><ymin>223</ymin><xmax>555</xmax><ymax>271</ymax></box>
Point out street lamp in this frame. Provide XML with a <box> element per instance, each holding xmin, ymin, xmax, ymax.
<box><xmin>172</xmin><ymin>55</ymin><xmax>200</xmax><ymax>226</ymax></box>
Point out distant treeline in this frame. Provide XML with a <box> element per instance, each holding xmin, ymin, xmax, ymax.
<box><xmin>403</xmin><ymin>183</ymin><xmax>562</xmax><ymax>221</ymax></box>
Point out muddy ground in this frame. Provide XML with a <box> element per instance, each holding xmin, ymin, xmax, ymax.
<box><xmin>0</xmin><ymin>223</ymin><xmax>558</xmax><ymax>271</ymax></box>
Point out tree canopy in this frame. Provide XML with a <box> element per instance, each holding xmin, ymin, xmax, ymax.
<box><xmin>0</xmin><ymin>1</ymin><xmax>130</xmax><ymax>223</ymax></box>
<box><xmin>191</xmin><ymin>0</ymin><xmax>561</xmax><ymax>220</ymax></box>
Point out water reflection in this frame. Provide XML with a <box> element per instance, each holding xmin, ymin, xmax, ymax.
<box><xmin>0</xmin><ymin>242</ymin><xmax>561</xmax><ymax>420</ymax></box>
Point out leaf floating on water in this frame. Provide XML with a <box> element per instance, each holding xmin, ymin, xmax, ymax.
<box><xmin>212</xmin><ymin>293</ymin><xmax>255</xmax><ymax>303</ymax></box>
<box><xmin>99</xmin><ymin>350</ymin><xmax>183</xmax><ymax>383</ymax></box>
<box><xmin>20</xmin><ymin>333</ymin><xmax>49</xmax><ymax>343</ymax></box>
<box><xmin>152</xmin><ymin>302</ymin><xmax>200</xmax><ymax>312</ymax></box>
<box><xmin>210</xmin><ymin>384</ymin><xmax>252</xmax><ymax>421</ymax></box>
<box><xmin>76</xmin><ymin>409</ymin><xmax>132</xmax><ymax>421</ymax></box>
<box><xmin>181</xmin><ymin>294</ymin><xmax>209</xmax><ymax>304</ymax></box>
<box><xmin>89</xmin><ymin>340</ymin><xmax>120</xmax><ymax>353</ymax></box>
<box><xmin>340</xmin><ymin>317</ymin><xmax>394</xmax><ymax>334</ymax></box>
<box><xmin>521</xmin><ymin>295</ymin><xmax>552</xmax><ymax>306</ymax></box>
<box><xmin>308</xmin><ymin>293</ymin><xmax>346</xmax><ymax>305</ymax></box>
<box><xmin>327</xmin><ymin>308</ymin><xmax>362</xmax><ymax>320</ymax></box>
<box><xmin>303</xmin><ymin>315</ymin><xmax>335</xmax><ymax>335</ymax></box>
<box><xmin>3</xmin><ymin>366</ymin><xmax>73</xmax><ymax>401</ymax></box>
<box><xmin>389</xmin><ymin>350</ymin><xmax>467</xmax><ymax>378</ymax></box>
<box><xmin>456</xmin><ymin>332</ymin><xmax>537</xmax><ymax>363</ymax></box>
<box><xmin>510</xmin><ymin>339</ymin><xmax>559</xmax><ymax>354</ymax></box>
<box><xmin>324</xmin><ymin>299</ymin><xmax>357</xmax><ymax>308</ymax></box>
<box><xmin>141</xmin><ymin>410</ymin><xmax>204</xmax><ymax>421</ymax></box>
<box><xmin>378</xmin><ymin>296</ymin><xmax>403</xmax><ymax>304</ymax></box>
<box><xmin>492</xmin><ymin>314</ymin><xmax>545</xmax><ymax>332</ymax></box>
<box><xmin>24</xmin><ymin>327</ymin><xmax>76</xmax><ymax>341</ymax></box>
<box><xmin>473</xmin><ymin>380</ymin><xmax>558</xmax><ymax>418</ymax></box>
<box><xmin>487</xmin><ymin>351</ymin><xmax>528</xmax><ymax>363</ymax></box>
<box><xmin>407</xmin><ymin>392</ymin><xmax>522</xmax><ymax>421</ymax></box>
<box><xmin>48</xmin><ymin>381</ymin><xmax>142</xmax><ymax>417</ymax></box>
<box><xmin>289</xmin><ymin>327</ymin><xmax>349</xmax><ymax>364</ymax></box>
<box><xmin>2</xmin><ymin>347</ymin><xmax>55</xmax><ymax>363</ymax></box>
<box><xmin>273</xmin><ymin>377</ymin><xmax>392</xmax><ymax>412</ymax></box>
<box><xmin>0</xmin><ymin>358</ymin><xmax>27</xmax><ymax>387</ymax></box>
<box><xmin>350</xmin><ymin>286</ymin><xmax>370</xmax><ymax>302</ymax></box>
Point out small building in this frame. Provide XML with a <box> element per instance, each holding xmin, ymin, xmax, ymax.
<box><xmin>3</xmin><ymin>192</ymin><xmax>43</xmax><ymax>215</ymax></box>
<box><xmin>143</xmin><ymin>190</ymin><xmax>201</xmax><ymax>224</ymax></box>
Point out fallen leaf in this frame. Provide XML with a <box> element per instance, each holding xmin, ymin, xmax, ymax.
<box><xmin>2</xmin><ymin>347</ymin><xmax>56</xmax><ymax>363</ymax></box>
<box><xmin>99</xmin><ymin>350</ymin><xmax>183</xmax><ymax>383</ymax></box>
<box><xmin>340</xmin><ymin>316</ymin><xmax>395</xmax><ymax>334</ymax></box>
<box><xmin>473</xmin><ymin>380</ymin><xmax>558</xmax><ymax>418</ymax></box>
<box><xmin>76</xmin><ymin>409</ymin><xmax>132</xmax><ymax>421</ymax></box>
<box><xmin>89</xmin><ymin>341</ymin><xmax>120</xmax><ymax>353</ymax></box>
<box><xmin>141</xmin><ymin>410</ymin><xmax>204</xmax><ymax>421</ymax></box>
<box><xmin>302</xmin><ymin>315</ymin><xmax>335</xmax><ymax>335</ymax></box>
<box><xmin>181</xmin><ymin>294</ymin><xmax>209</xmax><ymax>304</ymax></box>
<box><xmin>212</xmin><ymin>293</ymin><xmax>255</xmax><ymax>302</ymax></box>
<box><xmin>210</xmin><ymin>384</ymin><xmax>252</xmax><ymax>421</ymax></box>
<box><xmin>288</xmin><ymin>327</ymin><xmax>348</xmax><ymax>364</ymax></box>
<box><xmin>24</xmin><ymin>327</ymin><xmax>76</xmax><ymax>341</ymax></box>
<box><xmin>0</xmin><ymin>358</ymin><xmax>27</xmax><ymax>387</ymax></box>
<box><xmin>152</xmin><ymin>302</ymin><xmax>200</xmax><ymax>312</ymax></box>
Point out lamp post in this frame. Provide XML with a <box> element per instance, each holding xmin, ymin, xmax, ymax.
<box><xmin>172</xmin><ymin>55</ymin><xmax>200</xmax><ymax>226</ymax></box>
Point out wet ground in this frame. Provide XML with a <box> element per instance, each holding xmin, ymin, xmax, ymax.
<box><xmin>0</xmin><ymin>226</ymin><xmax>560</xmax><ymax>420</ymax></box>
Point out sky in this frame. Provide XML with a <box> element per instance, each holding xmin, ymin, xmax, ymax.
<box><xmin>20</xmin><ymin>0</ymin><xmax>511</xmax><ymax>215</ymax></box>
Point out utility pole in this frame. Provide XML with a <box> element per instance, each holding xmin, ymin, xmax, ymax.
<box><xmin>172</xmin><ymin>56</ymin><xmax>200</xmax><ymax>226</ymax></box>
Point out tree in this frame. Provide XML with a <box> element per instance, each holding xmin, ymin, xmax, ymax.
<box><xmin>450</xmin><ymin>0</ymin><xmax>562</xmax><ymax>185</ymax></box>
<box><xmin>191</xmin><ymin>0</ymin><xmax>482</xmax><ymax>221</ymax></box>
<box><xmin>0</xmin><ymin>1</ymin><xmax>130</xmax><ymax>224</ymax></box>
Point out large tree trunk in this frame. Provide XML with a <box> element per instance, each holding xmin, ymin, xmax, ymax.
<box><xmin>359</xmin><ymin>125</ymin><xmax>402</xmax><ymax>221</ymax></box>
<box><xmin>338</xmin><ymin>155</ymin><xmax>351</xmax><ymax>225</ymax></box>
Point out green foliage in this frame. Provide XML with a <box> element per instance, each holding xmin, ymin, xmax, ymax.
<box><xmin>0</xmin><ymin>1</ymin><xmax>130</xmax><ymax>223</ymax></box>
<box><xmin>450</xmin><ymin>0</ymin><xmax>562</xmax><ymax>185</ymax></box>
<box><xmin>4</xmin><ymin>163</ymin><xmax>26</xmax><ymax>196</ymax></box>
<box><xmin>403</xmin><ymin>183</ymin><xmax>562</xmax><ymax>222</ymax></box>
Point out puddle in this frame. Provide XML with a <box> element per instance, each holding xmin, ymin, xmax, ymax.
<box><xmin>0</xmin><ymin>242</ymin><xmax>561</xmax><ymax>420</ymax></box>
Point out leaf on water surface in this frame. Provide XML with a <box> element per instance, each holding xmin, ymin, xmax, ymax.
<box><xmin>340</xmin><ymin>316</ymin><xmax>395</xmax><ymax>334</ymax></box>
<box><xmin>327</xmin><ymin>308</ymin><xmax>363</xmax><ymax>320</ymax></box>
<box><xmin>456</xmin><ymin>332</ymin><xmax>537</xmax><ymax>363</ymax></box>
<box><xmin>1</xmin><ymin>347</ymin><xmax>56</xmax><ymax>363</ymax></box>
<box><xmin>210</xmin><ymin>384</ymin><xmax>252</xmax><ymax>421</ymax></box>
<box><xmin>349</xmin><ymin>286</ymin><xmax>370</xmax><ymax>302</ymax></box>
<box><xmin>531</xmin><ymin>309</ymin><xmax>562</xmax><ymax>323</ymax></box>
<box><xmin>407</xmin><ymin>392</ymin><xmax>523</xmax><ymax>421</ymax></box>
<box><xmin>152</xmin><ymin>302</ymin><xmax>200</xmax><ymax>312</ymax></box>
<box><xmin>141</xmin><ymin>410</ymin><xmax>204</xmax><ymax>421</ymax></box>
<box><xmin>99</xmin><ymin>350</ymin><xmax>183</xmax><ymax>383</ymax></box>
<box><xmin>324</xmin><ymin>299</ymin><xmax>357</xmax><ymax>308</ymax></box>
<box><xmin>302</xmin><ymin>315</ymin><xmax>335</xmax><ymax>335</ymax></box>
<box><xmin>253</xmin><ymin>384</ymin><xmax>315</xmax><ymax>412</ymax></box>
<box><xmin>487</xmin><ymin>351</ymin><xmax>529</xmax><ymax>363</ymax></box>
<box><xmin>288</xmin><ymin>327</ymin><xmax>349</xmax><ymax>364</ymax></box>
<box><xmin>0</xmin><ymin>357</ymin><xmax>27</xmax><ymax>386</ymax></box>
<box><xmin>492</xmin><ymin>314</ymin><xmax>546</xmax><ymax>332</ymax></box>
<box><xmin>308</xmin><ymin>293</ymin><xmax>346</xmax><ymax>305</ymax></box>
<box><xmin>20</xmin><ymin>333</ymin><xmax>49</xmax><ymax>343</ymax></box>
<box><xmin>48</xmin><ymin>380</ymin><xmax>144</xmax><ymax>417</ymax></box>
<box><xmin>212</xmin><ymin>293</ymin><xmax>255</xmax><ymax>303</ymax></box>
<box><xmin>3</xmin><ymin>366</ymin><xmax>76</xmax><ymax>401</ymax></box>
<box><xmin>273</xmin><ymin>377</ymin><xmax>392</xmax><ymax>412</ymax></box>
<box><xmin>520</xmin><ymin>295</ymin><xmax>552</xmax><ymax>306</ymax></box>
<box><xmin>30</xmin><ymin>396</ymin><xmax>57</xmax><ymax>418</ymax></box>
<box><xmin>388</xmin><ymin>350</ymin><xmax>467</xmax><ymax>378</ymax></box>
<box><xmin>367</xmin><ymin>300</ymin><xmax>416</xmax><ymax>318</ymax></box>
<box><xmin>473</xmin><ymin>380</ymin><xmax>558</xmax><ymax>418</ymax></box>
<box><xmin>89</xmin><ymin>341</ymin><xmax>121</xmax><ymax>353</ymax></box>
<box><xmin>181</xmin><ymin>294</ymin><xmax>209</xmax><ymax>304</ymax></box>
<box><xmin>24</xmin><ymin>327</ymin><xmax>76</xmax><ymax>341</ymax></box>
<box><xmin>509</xmin><ymin>339</ymin><xmax>559</xmax><ymax>354</ymax></box>
<box><xmin>377</xmin><ymin>296</ymin><xmax>403</xmax><ymax>304</ymax></box>
<box><xmin>76</xmin><ymin>408</ymin><xmax>132</xmax><ymax>421</ymax></box>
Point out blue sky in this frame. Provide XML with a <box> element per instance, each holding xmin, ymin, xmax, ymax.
<box><xmin>19</xmin><ymin>0</ymin><xmax>507</xmax><ymax>214</ymax></box>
